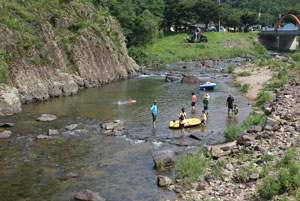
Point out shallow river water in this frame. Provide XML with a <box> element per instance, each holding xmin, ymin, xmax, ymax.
<box><xmin>0</xmin><ymin>59</ymin><xmax>252</xmax><ymax>201</ymax></box>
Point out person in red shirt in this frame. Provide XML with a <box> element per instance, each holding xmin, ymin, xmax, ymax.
<box><xmin>191</xmin><ymin>92</ymin><xmax>197</xmax><ymax>113</ymax></box>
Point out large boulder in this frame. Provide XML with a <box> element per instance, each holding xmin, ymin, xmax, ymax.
<box><xmin>152</xmin><ymin>149</ymin><xmax>175</xmax><ymax>168</ymax></box>
<box><xmin>75</xmin><ymin>190</ymin><xmax>106</xmax><ymax>201</ymax></box>
<box><xmin>157</xmin><ymin>175</ymin><xmax>173</xmax><ymax>187</ymax></box>
<box><xmin>165</xmin><ymin>72</ymin><xmax>181</xmax><ymax>82</ymax></box>
<box><xmin>0</xmin><ymin>84</ymin><xmax>22</xmax><ymax>116</ymax></box>
<box><xmin>237</xmin><ymin>133</ymin><xmax>256</xmax><ymax>146</ymax></box>
<box><xmin>204</xmin><ymin>141</ymin><xmax>237</xmax><ymax>158</ymax></box>
<box><xmin>181</xmin><ymin>74</ymin><xmax>200</xmax><ymax>83</ymax></box>
<box><xmin>202</xmin><ymin>60</ymin><xmax>214</xmax><ymax>67</ymax></box>
<box><xmin>263</xmin><ymin>118</ymin><xmax>280</xmax><ymax>131</ymax></box>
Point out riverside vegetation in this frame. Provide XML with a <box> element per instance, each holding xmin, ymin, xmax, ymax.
<box><xmin>171</xmin><ymin>51</ymin><xmax>300</xmax><ymax>200</ymax></box>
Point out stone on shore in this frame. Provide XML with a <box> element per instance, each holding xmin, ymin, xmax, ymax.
<box><xmin>75</xmin><ymin>190</ymin><xmax>106</xmax><ymax>201</ymax></box>
<box><xmin>48</xmin><ymin>129</ymin><xmax>59</xmax><ymax>136</ymax></box>
<box><xmin>181</xmin><ymin>74</ymin><xmax>200</xmax><ymax>83</ymax></box>
<box><xmin>65</xmin><ymin>124</ymin><xmax>78</xmax><ymax>131</ymax></box>
<box><xmin>237</xmin><ymin>133</ymin><xmax>256</xmax><ymax>146</ymax></box>
<box><xmin>263</xmin><ymin>118</ymin><xmax>280</xmax><ymax>131</ymax></box>
<box><xmin>248</xmin><ymin>126</ymin><xmax>263</xmax><ymax>133</ymax></box>
<box><xmin>204</xmin><ymin>141</ymin><xmax>237</xmax><ymax>158</ymax></box>
<box><xmin>0</xmin><ymin>130</ymin><xmax>12</xmax><ymax>139</ymax></box>
<box><xmin>153</xmin><ymin>149</ymin><xmax>175</xmax><ymax>168</ymax></box>
<box><xmin>36</xmin><ymin>114</ymin><xmax>57</xmax><ymax>122</ymax></box>
<box><xmin>157</xmin><ymin>175</ymin><xmax>173</xmax><ymax>187</ymax></box>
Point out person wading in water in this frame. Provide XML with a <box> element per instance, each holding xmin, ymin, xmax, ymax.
<box><xmin>151</xmin><ymin>100</ymin><xmax>158</xmax><ymax>127</ymax></box>
<box><xmin>226</xmin><ymin>94</ymin><xmax>235</xmax><ymax>114</ymax></box>
<box><xmin>176</xmin><ymin>107</ymin><xmax>187</xmax><ymax>136</ymax></box>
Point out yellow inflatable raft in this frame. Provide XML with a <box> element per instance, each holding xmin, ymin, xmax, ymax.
<box><xmin>169</xmin><ymin>118</ymin><xmax>201</xmax><ymax>129</ymax></box>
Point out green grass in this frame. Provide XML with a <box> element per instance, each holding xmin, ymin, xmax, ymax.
<box><xmin>175</xmin><ymin>151</ymin><xmax>209</xmax><ymax>186</ymax></box>
<box><xmin>227</xmin><ymin>65</ymin><xmax>236</xmax><ymax>73</ymax></box>
<box><xmin>224</xmin><ymin>113</ymin><xmax>266</xmax><ymax>142</ymax></box>
<box><xmin>256</xmin><ymin>92</ymin><xmax>272</xmax><ymax>107</ymax></box>
<box><xmin>237</xmin><ymin>71</ymin><xmax>252</xmax><ymax>77</ymax></box>
<box><xmin>259</xmin><ymin>147</ymin><xmax>300</xmax><ymax>200</ymax></box>
<box><xmin>241</xmin><ymin>83</ymin><xmax>250</xmax><ymax>93</ymax></box>
<box><xmin>143</xmin><ymin>32</ymin><xmax>266</xmax><ymax>64</ymax></box>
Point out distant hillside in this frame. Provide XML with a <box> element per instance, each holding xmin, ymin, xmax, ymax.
<box><xmin>0</xmin><ymin>0</ymin><xmax>138</xmax><ymax>115</ymax></box>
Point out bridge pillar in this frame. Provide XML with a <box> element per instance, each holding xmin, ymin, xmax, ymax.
<box><xmin>278</xmin><ymin>35</ymin><xmax>297</xmax><ymax>50</ymax></box>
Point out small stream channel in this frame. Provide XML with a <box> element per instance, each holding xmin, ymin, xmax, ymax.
<box><xmin>0</xmin><ymin>58</ymin><xmax>252</xmax><ymax>201</ymax></box>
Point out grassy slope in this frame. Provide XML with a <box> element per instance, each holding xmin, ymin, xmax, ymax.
<box><xmin>145</xmin><ymin>32</ymin><xmax>266</xmax><ymax>64</ymax></box>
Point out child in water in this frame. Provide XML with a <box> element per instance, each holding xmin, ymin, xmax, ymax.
<box><xmin>200</xmin><ymin>110</ymin><xmax>207</xmax><ymax>125</ymax></box>
<box><xmin>233</xmin><ymin>104</ymin><xmax>239</xmax><ymax>115</ymax></box>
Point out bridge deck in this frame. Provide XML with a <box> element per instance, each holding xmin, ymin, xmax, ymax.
<box><xmin>261</xmin><ymin>30</ymin><xmax>300</xmax><ymax>36</ymax></box>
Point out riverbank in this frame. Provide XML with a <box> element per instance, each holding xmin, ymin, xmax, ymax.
<box><xmin>169</xmin><ymin>53</ymin><xmax>300</xmax><ymax>200</ymax></box>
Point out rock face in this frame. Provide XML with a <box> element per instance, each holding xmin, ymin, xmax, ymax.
<box><xmin>181</xmin><ymin>74</ymin><xmax>200</xmax><ymax>83</ymax></box>
<box><xmin>75</xmin><ymin>190</ymin><xmax>106</xmax><ymax>201</ymax></box>
<box><xmin>0</xmin><ymin>2</ymin><xmax>138</xmax><ymax>116</ymax></box>
<box><xmin>152</xmin><ymin>149</ymin><xmax>175</xmax><ymax>168</ymax></box>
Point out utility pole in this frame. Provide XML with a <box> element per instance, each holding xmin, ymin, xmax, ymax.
<box><xmin>218</xmin><ymin>0</ymin><xmax>221</xmax><ymax>32</ymax></box>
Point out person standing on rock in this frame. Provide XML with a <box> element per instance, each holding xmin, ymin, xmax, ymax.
<box><xmin>151</xmin><ymin>100</ymin><xmax>158</xmax><ymax>127</ymax></box>
<box><xmin>226</xmin><ymin>94</ymin><xmax>235</xmax><ymax>114</ymax></box>
<box><xmin>191</xmin><ymin>92</ymin><xmax>197</xmax><ymax>113</ymax></box>
<box><xmin>203</xmin><ymin>94</ymin><xmax>210</xmax><ymax>115</ymax></box>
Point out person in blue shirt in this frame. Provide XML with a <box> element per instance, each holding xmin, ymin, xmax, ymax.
<box><xmin>151</xmin><ymin>100</ymin><xmax>158</xmax><ymax>127</ymax></box>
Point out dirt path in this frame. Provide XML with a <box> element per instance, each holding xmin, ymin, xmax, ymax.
<box><xmin>235</xmin><ymin>65</ymin><xmax>273</xmax><ymax>105</ymax></box>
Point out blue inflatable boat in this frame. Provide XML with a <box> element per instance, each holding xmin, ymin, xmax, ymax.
<box><xmin>200</xmin><ymin>82</ymin><xmax>216</xmax><ymax>90</ymax></box>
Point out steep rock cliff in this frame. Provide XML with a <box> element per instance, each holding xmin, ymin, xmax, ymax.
<box><xmin>0</xmin><ymin>0</ymin><xmax>138</xmax><ymax>114</ymax></box>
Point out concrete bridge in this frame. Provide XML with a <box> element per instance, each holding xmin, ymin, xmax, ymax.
<box><xmin>260</xmin><ymin>14</ymin><xmax>300</xmax><ymax>51</ymax></box>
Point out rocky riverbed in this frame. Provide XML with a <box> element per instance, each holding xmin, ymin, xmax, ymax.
<box><xmin>169</xmin><ymin>73</ymin><xmax>300</xmax><ymax>200</ymax></box>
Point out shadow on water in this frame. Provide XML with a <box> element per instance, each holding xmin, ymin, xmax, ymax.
<box><xmin>0</xmin><ymin>59</ymin><xmax>252</xmax><ymax>201</ymax></box>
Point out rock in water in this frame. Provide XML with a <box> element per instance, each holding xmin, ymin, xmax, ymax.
<box><xmin>37</xmin><ymin>135</ymin><xmax>50</xmax><ymax>139</ymax></box>
<box><xmin>36</xmin><ymin>114</ymin><xmax>57</xmax><ymax>122</ymax></box>
<box><xmin>48</xmin><ymin>129</ymin><xmax>59</xmax><ymax>136</ymax></box>
<box><xmin>65</xmin><ymin>124</ymin><xmax>78</xmax><ymax>131</ymax></box>
<box><xmin>75</xmin><ymin>190</ymin><xmax>106</xmax><ymax>201</ymax></box>
<box><xmin>157</xmin><ymin>175</ymin><xmax>173</xmax><ymax>187</ymax></box>
<box><xmin>0</xmin><ymin>130</ymin><xmax>12</xmax><ymax>139</ymax></box>
<box><xmin>181</xmin><ymin>74</ymin><xmax>200</xmax><ymax>83</ymax></box>
<box><xmin>165</xmin><ymin>72</ymin><xmax>181</xmax><ymax>82</ymax></box>
<box><xmin>0</xmin><ymin>123</ymin><xmax>14</xmax><ymax>127</ymax></box>
<box><xmin>152</xmin><ymin>150</ymin><xmax>175</xmax><ymax>168</ymax></box>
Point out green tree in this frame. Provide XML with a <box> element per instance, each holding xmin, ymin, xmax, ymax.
<box><xmin>132</xmin><ymin>9</ymin><xmax>158</xmax><ymax>46</ymax></box>
<box><xmin>194</xmin><ymin>0</ymin><xmax>221</xmax><ymax>28</ymax></box>
<box><xmin>241</xmin><ymin>11</ymin><xmax>259</xmax><ymax>25</ymax></box>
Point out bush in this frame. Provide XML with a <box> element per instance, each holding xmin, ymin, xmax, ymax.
<box><xmin>227</xmin><ymin>65</ymin><xmax>236</xmax><ymax>73</ymax></box>
<box><xmin>241</xmin><ymin>113</ymin><xmax>266</xmax><ymax>130</ymax></box>
<box><xmin>237</xmin><ymin>71</ymin><xmax>251</xmax><ymax>77</ymax></box>
<box><xmin>256</xmin><ymin>92</ymin><xmax>272</xmax><ymax>107</ymax></box>
<box><xmin>175</xmin><ymin>152</ymin><xmax>209</xmax><ymax>186</ymax></box>
<box><xmin>259</xmin><ymin>147</ymin><xmax>300</xmax><ymax>200</ymax></box>
<box><xmin>128</xmin><ymin>46</ymin><xmax>159</xmax><ymax>65</ymax></box>
<box><xmin>241</xmin><ymin>83</ymin><xmax>250</xmax><ymax>93</ymax></box>
<box><xmin>224</xmin><ymin>125</ymin><xmax>242</xmax><ymax>142</ymax></box>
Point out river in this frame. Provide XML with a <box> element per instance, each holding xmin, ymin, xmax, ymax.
<box><xmin>0</xmin><ymin>59</ymin><xmax>252</xmax><ymax>201</ymax></box>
